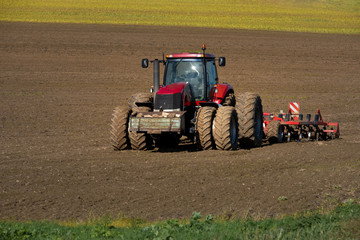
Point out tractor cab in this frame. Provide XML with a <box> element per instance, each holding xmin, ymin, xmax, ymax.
<box><xmin>141</xmin><ymin>44</ymin><xmax>226</xmax><ymax>110</ymax></box>
<box><xmin>164</xmin><ymin>53</ymin><xmax>220</xmax><ymax>101</ymax></box>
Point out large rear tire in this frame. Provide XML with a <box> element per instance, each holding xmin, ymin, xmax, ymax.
<box><xmin>213</xmin><ymin>106</ymin><xmax>238</xmax><ymax>150</ymax></box>
<box><xmin>110</xmin><ymin>107</ymin><xmax>131</xmax><ymax>150</ymax></box>
<box><xmin>236</xmin><ymin>92</ymin><xmax>263</xmax><ymax>148</ymax></box>
<box><xmin>267</xmin><ymin>121</ymin><xmax>284</xmax><ymax>143</ymax></box>
<box><xmin>222</xmin><ymin>93</ymin><xmax>236</xmax><ymax>106</ymax></box>
<box><xmin>196</xmin><ymin>106</ymin><xmax>216</xmax><ymax>150</ymax></box>
<box><xmin>128</xmin><ymin>92</ymin><xmax>153</xmax><ymax>112</ymax></box>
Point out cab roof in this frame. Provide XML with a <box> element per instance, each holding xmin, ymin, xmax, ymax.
<box><xmin>166</xmin><ymin>53</ymin><xmax>216</xmax><ymax>59</ymax></box>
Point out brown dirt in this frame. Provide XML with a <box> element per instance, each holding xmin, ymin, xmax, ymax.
<box><xmin>1</xmin><ymin>22</ymin><xmax>359</xmax><ymax>221</ymax></box>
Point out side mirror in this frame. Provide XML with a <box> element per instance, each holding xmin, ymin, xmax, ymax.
<box><xmin>142</xmin><ymin>58</ymin><xmax>149</xmax><ymax>68</ymax></box>
<box><xmin>219</xmin><ymin>57</ymin><xmax>226</xmax><ymax>67</ymax></box>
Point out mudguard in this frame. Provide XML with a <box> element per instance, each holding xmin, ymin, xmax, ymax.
<box><xmin>209</xmin><ymin>83</ymin><xmax>233</xmax><ymax>104</ymax></box>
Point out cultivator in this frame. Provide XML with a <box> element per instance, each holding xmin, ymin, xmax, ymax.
<box><xmin>263</xmin><ymin>103</ymin><xmax>340</xmax><ymax>143</ymax></box>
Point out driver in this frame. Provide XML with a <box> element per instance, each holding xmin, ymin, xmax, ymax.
<box><xmin>187</xmin><ymin>64</ymin><xmax>203</xmax><ymax>100</ymax></box>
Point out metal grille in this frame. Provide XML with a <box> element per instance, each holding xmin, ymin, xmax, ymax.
<box><xmin>154</xmin><ymin>93</ymin><xmax>182</xmax><ymax>111</ymax></box>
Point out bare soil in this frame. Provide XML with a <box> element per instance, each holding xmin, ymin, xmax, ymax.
<box><xmin>1</xmin><ymin>22</ymin><xmax>359</xmax><ymax>221</ymax></box>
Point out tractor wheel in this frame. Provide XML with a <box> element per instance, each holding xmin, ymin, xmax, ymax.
<box><xmin>267</xmin><ymin>121</ymin><xmax>284</xmax><ymax>143</ymax></box>
<box><xmin>196</xmin><ymin>106</ymin><xmax>216</xmax><ymax>150</ymax></box>
<box><xmin>129</xmin><ymin>131</ymin><xmax>152</xmax><ymax>150</ymax></box>
<box><xmin>213</xmin><ymin>106</ymin><xmax>238</xmax><ymax>150</ymax></box>
<box><xmin>128</xmin><ymin>92</ymin><xmax>153</xmax><ymax>112</ymax></box>
<box><xmin>128</xmin><ymin>103</ymin><xmax>152</xmax><ymax>150</ymax></box>
<box><xmin>236</xmin><ymin>92</ymin><xmax>263</xmax><ymax>148</ymax></box>
<box><xmin>223</xmin><ymin>93</ymin><xmax>236</xmax><ymax>106</ymax></box>
<box><xmin>110</xmin><ymin>107</ymin><xmax>131</xmax><ymax>150</ymax></box>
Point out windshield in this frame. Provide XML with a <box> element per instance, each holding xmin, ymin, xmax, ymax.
<box><xmin>164</xmin><ymin>59</ymin><xmax>217</xmax><ymax>101</ymax></box>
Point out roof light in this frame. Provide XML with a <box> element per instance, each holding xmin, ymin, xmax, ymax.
<box><xmin>202</xmin><ymin>44</ymin><xmax>206</xmax><ymax>51</ymax></box>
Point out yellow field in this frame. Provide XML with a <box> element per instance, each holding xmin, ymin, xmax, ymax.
<box><xmin>1</xmin><ymin>1</ymin><xmax>359</xmax><ymax>33</ymax></box>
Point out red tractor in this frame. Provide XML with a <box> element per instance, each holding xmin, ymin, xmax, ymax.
<box><xmin>110</xmin><ymin>44</ymin><xmax>263</xmax><ymax>150</ymax></box>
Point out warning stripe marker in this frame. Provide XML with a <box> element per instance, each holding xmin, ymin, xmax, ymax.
<box><xmin>289</xmin><ymin>102</ymin><xmax>300</xmax><ymax>114</ymax></box>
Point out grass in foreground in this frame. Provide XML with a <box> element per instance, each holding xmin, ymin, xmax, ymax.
<box><xmin>0</xmin><ymin>0</ymin><xmax>359</xmax><ymax>34</ymax></box>
<box><xmin>1</xmin><ymin>203</ymin><xmax>359</xmax><ymax>240</ymax></box>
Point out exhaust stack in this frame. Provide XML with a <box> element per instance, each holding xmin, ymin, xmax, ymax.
<box><xmin>153</xmin><ymin>59</ymin><xmax>160</xmax><ymax>97</ymax></box>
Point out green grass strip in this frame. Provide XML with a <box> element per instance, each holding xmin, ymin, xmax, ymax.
<box><xmin>1</xmin><ymin>203</ymin><xmax>359</xmax><ymax>239</ymax></box>
<box><xmin>1</xmin><ymin>0</ymin><xmax>359</xmax><ymax>34</ymax></box>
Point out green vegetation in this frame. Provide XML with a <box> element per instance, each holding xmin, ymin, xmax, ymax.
<box><xmin>1</xmin><ymin>0</ymin><xmax>359</xmax><ymax>34</ymax></box>
<box><xmin>1</xmin><ymin>203</ymin><xmax>359</xmax><ymax>239</ymax></box>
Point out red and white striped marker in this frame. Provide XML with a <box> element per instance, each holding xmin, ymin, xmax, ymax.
<box><xmin>289</xmin><ymin>102</ymin><xmax>300</xmax><ymax>114</ymax></box>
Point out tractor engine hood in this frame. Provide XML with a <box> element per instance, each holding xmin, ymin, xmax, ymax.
<box><xmin>157</xmin><ymin>82</ymin><xmax>186</xmax><ymax>95</ymax></box>
<box><xmin>154</xmin><ymin>82</ymin><xmax>192</xmax><ymax>111</ymax></box>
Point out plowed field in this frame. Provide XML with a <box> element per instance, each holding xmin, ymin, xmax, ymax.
<box><xmin>1</xmin><ymin>22</ymin><xmax>359</xmax><ymax>221</ymax></box>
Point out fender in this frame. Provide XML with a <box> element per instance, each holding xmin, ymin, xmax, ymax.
<box><xmin>209</xmin><ymin>83</ymin><xmax>233</xmax><ymax>105</ymax></box>
<box><xmin>199</xmin><ymin>102</ymin><xmax>220</xmax><ymax>108</ymax></box>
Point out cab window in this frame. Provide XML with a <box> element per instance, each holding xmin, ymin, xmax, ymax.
<box><xmin>206</xmin><ymin>60</ymin><xmax>218</xmax><ymax>97</ymax></box>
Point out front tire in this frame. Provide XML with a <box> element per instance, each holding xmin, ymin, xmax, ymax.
<box><xmin>129</xmin><ymin>131</ymin><xmax>152</xmax><ymax>150</ymax></box>
<box><xmin>196</xmin><ymin>106</ymin><xmax>216</xmax><ymax>150</ymax></box>
<box><xmin>213</xmin><ymin>106</ymin><xmax>238</xmax><ymax>150</ymax></box>
<box><xmin>110</xmin><ymin>107</ymin><xmax>131</xmax><ymax>150</ymax></box>
<box><xmin>128</xmin><ymin>106</ymin><xmax>152</xmax><ymax>150</ymax></box>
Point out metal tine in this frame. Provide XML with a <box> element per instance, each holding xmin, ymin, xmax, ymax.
<box><xmin>287</xmin><ymin>132</ymin><xmax>291</xmax><ymax>142</ymax></box>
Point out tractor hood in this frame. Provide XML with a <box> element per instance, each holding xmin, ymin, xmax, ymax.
<box><xmin>154</xmin><ymin>82</ymin><xmax>193</xmax><ymax>111</ymax></box>
<box><xmin>157</xmin><ymin>82</ymin><xmax>186</xmax><ymax>95</ymax></box>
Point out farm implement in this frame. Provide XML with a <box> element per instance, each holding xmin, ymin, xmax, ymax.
<box><xmin>263</xmin><ymin>102</ymin><xmax>340</xmax><ymax>143</ymax></box>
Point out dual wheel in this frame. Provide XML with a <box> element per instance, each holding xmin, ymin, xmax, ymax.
<box><xmin>196</xmin><ymin>106</ymin><xmax>238</xmax><ymax>150</ymax></box>
<box><xmin>196</xmin><ymin>92</ymin><xmax>263</xmax><ymax>150</ymax></box>
<box><xmin>110</xmin><ymin>107</ymin><xmax>152</xmax><ymax>150</ymax></box>
<box><xmin>110</xmin><ymin>106</ymin><xmax>181</xmax><ymax>151</ymax></box>
<box><xmin>111</xmin><ymin>93</ymin><xmax>181</xmax><ymax>150</ymax></box>
<box><xmin>110</xmin><ymin>93</ymin><xmax>153</xmax><ymax>150</ymax></box>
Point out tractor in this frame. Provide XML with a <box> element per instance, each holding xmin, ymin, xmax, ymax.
<box><xmin>110</xmin><ymin>44</ymin><xmax>263</xmax><ymax>150</ymax></box>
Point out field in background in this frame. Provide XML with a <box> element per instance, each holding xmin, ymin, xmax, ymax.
<box><xmin>1</xmin><ymin>0</ymin><xmax>359</xmax><ymax>34</ymax></box>
<box><xmin>1</xmin><ymin>18</ymin><xmax>360</xmax><ymax>226</ymax></box>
